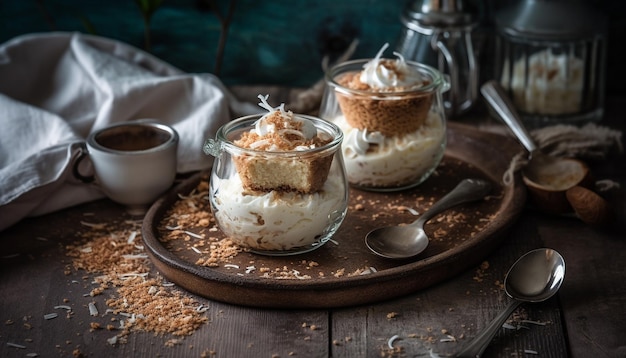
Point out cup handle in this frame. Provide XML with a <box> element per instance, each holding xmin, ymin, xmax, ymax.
<box><xmin>73</xmin><ymin>143</ymin><xmax>95</xmax><ymax>183</ymax></box>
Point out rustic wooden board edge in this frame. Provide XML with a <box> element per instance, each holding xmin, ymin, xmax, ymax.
<box><xmin>142</xmin><ymin>122</ymin><xmax>527</xmax><ymax>308</ymax></box>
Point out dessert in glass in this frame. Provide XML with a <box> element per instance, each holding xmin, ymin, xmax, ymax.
<box><xmin>203</xmin><ymin>95</ymin><xmax>348</xmax><ymax>255</ymax></box>
<box><xmin>320</xmin><ymin>43</ymin><xmax>449</xmax><ymax>191</ymax></box>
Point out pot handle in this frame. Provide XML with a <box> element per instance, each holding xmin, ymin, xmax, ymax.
<box><xmin>432</xmin><ymin>33</ymin><xmax>458</xmax><ymax>110</ymax></box>
<box><xmin>431</xmin><ymin>31</ymin><xmax>478</xmax><ymax>115</ymax></box>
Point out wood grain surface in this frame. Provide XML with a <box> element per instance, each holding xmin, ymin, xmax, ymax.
<box><xmin>1</xmin><ymin>97</ymin><xmax>624</xmax><ymax>358</ymax></box>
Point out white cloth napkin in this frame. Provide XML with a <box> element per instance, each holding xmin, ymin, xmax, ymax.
<box><xmin>0</xmin><ymin>32</ymin><xmax>259</xmax><ymax>231</ymax></box>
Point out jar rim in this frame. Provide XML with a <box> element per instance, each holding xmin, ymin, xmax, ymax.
<box><xmin>216</xmin><ymin>114</ymin><xmax>343</xmax><ymax>157</ymax></box>
<box><xmin>325</xmin><ymin>58</ymin><xmax>447</xmax><ymax>97</ymax></box>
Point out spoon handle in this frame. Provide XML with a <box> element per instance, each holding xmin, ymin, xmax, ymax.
<box><xmin>412</xmin><ymin>178</ymin><xmax>491</xmax><ymax>227</ymax></box>
<box><xmin>480</xmin><ymin>81</ymin><xmax>537</xmax><ymax>153</ymax></box>
<box><xmin>455</xmin><ymin>299</ymin><xmax>522</xmax><ymax>358</ymax></box>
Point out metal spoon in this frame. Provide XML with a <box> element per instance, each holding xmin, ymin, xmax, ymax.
<box><xmin>456</xmin><ymin>248</ymin><xmax>566</xmax><ymax>357</ymax></box>
<box><xmin>365</xmin><ymin>178</ymin><xmax>492</xmax><ymax>259</ymax></box>
<box><xmin>480</xmin><ymin>81</ymin><xmax>586</xmax><ymax>187</ymax></box>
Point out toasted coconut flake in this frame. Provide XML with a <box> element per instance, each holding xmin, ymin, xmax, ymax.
<box><xmin>43</xmin><ymin>313</ymin><xmax>58</xmax><ymax>320</ymax></box>
<box><xmin>88</xmin><ymin>302</ymin><xmax>98</xmax><ymax>316</ymax></box>
<box><xmin>119</xmin><ymin>273</ymin><xmax>149</xmax><ymax>280</ymax></box>
<box><xmin>521</xmin><ymin>320</ymin><xmax>547</xmax><ymax>326</ymax></box>
<box><xmin>121</xmin><ymin>254</ymin><xmax>148</xmax><ymax>260</ymax></box>
<box><xmin>127</xmin><ymin>231</ymin><xmax>137</xmax><ymax>244</ymax></box>
<box><xmin>80</xmin><ymin>221</ymin><xmax>106</xmax><ymax>229</ymax></box>
<box><xmin>387</xmin><ymin>334</ymin><xmax>400</xmax><ymax>349</ymax></box>
<box><xmin>54</xmin><ymin>305</ymin><xmax>72</xmax><ymax>311</ymax></box>
<box><xmin>502</xmin><ymin>323</ymin><xmax>516</xmax><ymax>330</ymax></box>
<box><xmin>440</xmin><ymin>335</ymin><xmax>456</xmax><ymax>342</ymax></box>
<box><xmin>6</xmin><ymin>342</ymin><xmax>26</xmax><ymax>349</ymax></box>
<box><xmin>184</xmin><ymin>230</ymin><xmax>204</xmax><ymax>239</ymax></box>
<box><xmin>107</xmin><ymin>336</ymin><xmax>118</xmax><ymax>345</ymax></box>
<box><xmin>524</xmin><ymin>349</ymin><xmax>539</xmax><ymax>355</ymax></box>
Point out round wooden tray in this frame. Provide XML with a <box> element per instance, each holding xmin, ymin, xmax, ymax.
<box><xmin>142</xmin><ymin>122</ymin><xmax>526</xmax><ymax>308</ymax></box>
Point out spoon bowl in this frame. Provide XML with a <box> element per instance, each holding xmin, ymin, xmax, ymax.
<box><xmin>365</xmin><ymin>178</ymin><xmax>492</xmax><ymax>259</ymax></box>
<box><xmin>481</xmin><ymin>81</ymin><xmax>591</xmax><ymax>214</ymax></box>
<box><xmin>456</xmin><ymin>248</ymin><xmax>565</xmax><ymax>357</ymax></box>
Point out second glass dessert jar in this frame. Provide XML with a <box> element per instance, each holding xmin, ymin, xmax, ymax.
<box><xmin>203</xmin><ymin>114</ymin><xmax>348</xmax><ymax>256</ymax></box>
<box><xmin>320</xmin><ymin>59</ymin><xmax>449</xmax><ymax>192</ymax></box>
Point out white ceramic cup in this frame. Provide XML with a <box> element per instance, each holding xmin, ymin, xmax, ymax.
<box><xmin>74</xmin><ymin>121</ymin><xmax>179</xmax><ymax>214</ymax></box>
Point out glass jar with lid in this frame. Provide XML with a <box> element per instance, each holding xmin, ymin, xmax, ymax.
<box><xmin>495</xmin><ymin>0</ymin><xmax>607</xmax><ymax>127</ymax></box>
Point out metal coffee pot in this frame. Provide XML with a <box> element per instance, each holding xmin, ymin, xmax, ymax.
<box><xmin>396</xmin><ymin>0</ymin><xmax>478</xmax><ymax>117</ymax></box>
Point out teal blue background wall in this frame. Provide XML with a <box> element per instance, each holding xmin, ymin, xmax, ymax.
<box><xmin>1</xmin><ymin>1</ymin><xmax>624</xmax><ymax>92</ymax></box>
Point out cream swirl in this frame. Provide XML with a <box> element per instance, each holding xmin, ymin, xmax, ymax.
<box><xmin>359</xmin><ymin>43</ymin><xmax>425</xmax><ymax>90</ymax></box>
<box><xmin>344</xmin><ymin>128</ymin><xmax>385</xmax><ymax>156</ymax></box>
<box><xmin>254</xmin><ymin>94</ymin><xmax>316</xmax><ymax>140</ymax></box>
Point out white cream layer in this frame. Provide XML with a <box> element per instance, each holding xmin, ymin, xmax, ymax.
<box><xmin>211</xmin><ymin>174</ymin><xmax>345</xmax><ymax>251</ymax></box>
<box><xmin>334</xmin><ymin>113</ymin><xmax>445</xmax><ymax>188</ymax></box>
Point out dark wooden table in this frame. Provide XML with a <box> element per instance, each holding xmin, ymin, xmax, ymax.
<box><xmin>1</xmin><ymin>95</ymin><xmax>625</xmax><ymax>358</ymax></box>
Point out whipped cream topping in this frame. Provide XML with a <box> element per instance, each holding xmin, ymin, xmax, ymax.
<box><xmin>252</xmin><ymin>94</ymin><xmax>317</xmax><ymax>148</ymax></box>
<box><xmin>344</xmin><ymin>128</ymin><xmax>385</xmax><ymax>155</ymax></box>
<box><xmin>359</xmin><ymin>43</ymin><xmax>426</xmax><ymax>90</ymax></box>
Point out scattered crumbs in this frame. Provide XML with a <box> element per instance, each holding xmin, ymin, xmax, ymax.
<box><xmin>380</xmin><ymin>340</ymin><xmax>404</xmax><ymax>357</ymax></box>
<box><xmin>201</xmin><ymin>349</ymin><xmax>217</xmax><ymax>357</ymax></box>
<box><xmin>164</xmin><ymin>339</ymin><xmax>182</xmax><ymax>347</ymax></box>
<box><xmin>386</xmin><ymin>312</ymin><xmax>399</xmax><ymax>319</ymax></box>
<box><xmin>65</xmin><ymin>218</ymin><xmax>208</xmax><ymax>345</ymax></box>
<box><xmin>473</xmin><ymin>261</ymin><xmax>490</xmax><ymax>282</ymax></box>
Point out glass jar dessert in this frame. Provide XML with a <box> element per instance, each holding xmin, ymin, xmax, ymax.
<box><xmin>320</xmin><ymin>44</ymin><xmax>449</xmax><ymax>192</ymax></box>
<box><xmin>203</xmin><ymin>95</ymin><xmax>348</xmax><ymax>256</ymax></box>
